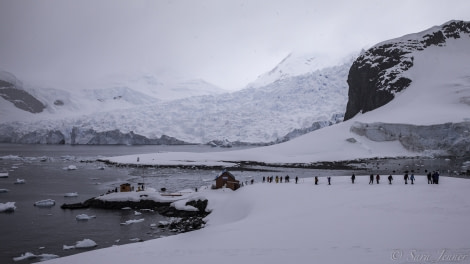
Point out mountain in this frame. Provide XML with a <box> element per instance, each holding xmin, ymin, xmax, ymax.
<box><xmin>112</xmin><ymin>20</ymin><xmax>470</xmax><ymax>165</ymax></box>
<box><xmin>345</xmin><ymin>20</ymin><xmax>470</xmax><ymax>120</ymax></box>
<box><xmin>0</xmin><ymin>54</ymin><xmax>356</xmax><ymax>145</ymax></box>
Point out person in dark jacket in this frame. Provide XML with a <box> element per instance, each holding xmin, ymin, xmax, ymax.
<box><xmin>410</xmin><ymin>174</ymin><xmax>415</xmax><ymax>185</ymax></box>
<box><xmin>327</xmin><ymin>176</ymin><xmax>331</xmax><ymax>185</ymax></box>
<box><xmin>295</xmin><ymin>176</ymin><xmax>298</xmax><ymax>184</ymax></box>
<box><xmin>388</xmin><ymin>175</ymin><xmax>393</xmax><ymax>184</ymax></box>
<box><xmin>404</xmin><ymin>173</ymin><xmax>409</xmax><ymax>184</ymax></box>
<box><xmin>369</xmin><ymin>174</ymin><xmax>374</xmax><ymax>184</ymax></box>
<box><xmin>433</xmin><ymin>171</ymin><xmax>439</xmax><ymax>184</ymax></box>
<box><xmin>351</xmin><ymin>174</ymin><xmax>356</xmax><ymax>184</ymax></box>
<box><xmin>314</xmin><ymin>176</ymin><xmax>319</xmax><ymax>185</ymax></box>
<box><xmin>376</xmin><ymin>174</ymin><xmax>380</xmax><ymax>184</ymax></box>
<box><xmin>427</xmin><ymin>172</ymin><xmax>432</xmax><ymax>184</ymax></box>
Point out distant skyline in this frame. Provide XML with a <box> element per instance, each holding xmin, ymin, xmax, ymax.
<box><xmin>1</xmin><ymin>0</ymin><xmax>470</xmax><ymax>91</ymax></box>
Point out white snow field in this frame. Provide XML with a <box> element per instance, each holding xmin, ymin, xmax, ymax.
<box><xmin>43</xmin><ymin>176</ymin><xmax>470</xmax><ymax>264</ymax></box>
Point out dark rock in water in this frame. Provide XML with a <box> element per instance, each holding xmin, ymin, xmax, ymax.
<box><xmin>61</xmin><ymin>197</ymin><xmax>210</xmax><ymax>218</ymax></box>
<box><xmin>344</xmin><ymin>20</ymin><xmax>470</xmax><ymax>121</ymax></box>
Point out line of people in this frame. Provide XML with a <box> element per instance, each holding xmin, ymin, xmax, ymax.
<box><xmin>260</xmin><ymin>172</ymin><xmax>440</xmax><ymax>186</ymax></box>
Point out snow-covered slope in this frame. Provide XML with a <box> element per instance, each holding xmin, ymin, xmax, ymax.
<box><xmin>248</xmin><ymin>51</ymin><xmax>356</xmax><ymax>88</ymax></box>
<box><xmin>0</xmin><ymin>56</ymin><xmax>355</xmax><ymax>144</ymax></box>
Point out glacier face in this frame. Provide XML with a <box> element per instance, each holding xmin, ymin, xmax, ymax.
<box><xmin>0</xmin><ymin>58</ymin><xmax>354</xmax><ymax>145</ymax></box>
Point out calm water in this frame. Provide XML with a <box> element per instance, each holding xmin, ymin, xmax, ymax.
<box><xmin>0</xmin><ymin>144</ymin><xmax>255</xmax><ymax>264</ymax></box>
<box><xmin>0</xmin><ymin>144</ymin><xmax>468</xmax><ymax>263</ymax></box>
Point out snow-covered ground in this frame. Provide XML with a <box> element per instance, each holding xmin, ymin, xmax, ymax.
<box><xmin>42</xmin><ymin>175</ymin><xmax>470</xmax><ymax>264</ymax></box>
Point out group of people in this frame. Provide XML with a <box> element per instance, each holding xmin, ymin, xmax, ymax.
<box><xmin>259</xmin><ymin>172</ymin><xmax>441</xmax><ymax>186</ymax></box>
<box><xmin>263</xmin><ymin>175</ymin><xmax>299</xmax><ymax>184</ymax></box>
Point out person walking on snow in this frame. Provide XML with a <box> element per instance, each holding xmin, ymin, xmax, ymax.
<box><xmin>295</xmin><ymin>176</ymin><xmax>298</xmax><ymax>184</ymax></box>
<box><xmin>369</xmin><ymin>174</ymin><xmax>374</xmax><ymax>184</ymax></box>
<box><xmin>388</xmin><ymin>175</ymin><xmax>393</xmax><ymax>184</ymax></box>
<box><xmin>351</xmin><ymin>174</ymin><xmax>356</xmax><ymax>184</ymax></box>
<box><xmin>315</xmin><ymin>176</ymin><xmax>319</xmax><ymax>185</ymax></box>
<box><xmin>410</xmin><ymin>174</ymin><xmax>415</xmax><ymax>185</ymax></box>
<box><xmin>404</xmin><ymin>173</ymin><xmax>409</xmax><ymax>184</ymax></box>
<box><xmin>327</xmin><ymin>176</ymin><xmax>331</xmax><ymax>185</ymax></box>
<box><xmin>376</xmin><ymin>174</ymin><xmax>380</xmax><ymax>184</ymax></box>
<box><xmin>427</xmin><ymin>172</ymin><xmax>432</xmax><ymax>184</ymax></box>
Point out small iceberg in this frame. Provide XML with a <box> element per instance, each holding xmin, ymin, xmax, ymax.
<box><xmin>120</xmin><ymin>219</ymin><xmax>145</xmax><ymax>225</ymax></box>
<box><xmin>0</xmin><ymin>188</ymin><xmax>9</xmax><ymax>193</ymax></box>
<box><xmin>63</xmin><ymin>165</ymin><xmax>77</xmax><ymax>171</ymax></box>
<box><xmin>14</xmin><ymin>178</ymin><xmax>25</xmax><ymax>184</ymax></box>
<box><xmin>0</xmin><ymin>202</ymin><xmax>16</xmax><ymax>213</ymax></box>
<box><xmin>64</xmin><ymin>239</ymin><xmax>97</xmax><ymax>250</ymax></box>
<box><xmin>34</xmin><ymin>199</ymin><xmax>56</xmax><ymax>207</ymax></box>
<box><xmin>76</xmin><ymin>214</ymin><xmax>96</xmax><ymax>221</ymax></box>
<box><xmin>64</xmin><ymin>192</ymin><xmax>78</xmax><ymax>197</ymax></box>
<box><xmin>0</xmin><ymin>172</ymin><xmax>8</xmax><ymax>178</ymax></box>
<box><xmin>13</xmin><ymin>252</ymin><xmax>59</xmax><ymax>262</ymax></box>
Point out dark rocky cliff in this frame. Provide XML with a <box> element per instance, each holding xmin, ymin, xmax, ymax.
<box><xmin>0</xmin><ymin>72</ymin><xmax>46</xmax><ymax>113</ymax></box>
<box><xmin>344</xmin><ymin>20</ymin><xmax>470</xmax><ymax>121</ymax></box>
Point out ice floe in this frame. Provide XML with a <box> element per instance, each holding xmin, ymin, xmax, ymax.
<box><xmin>0</xmin><ymin>202</ymin><xmax>16</xmax><ymax>212</ymax></box>
<box><xmin>76</xmin><ymin>214</ymin><xmax>96</xmax><ymax>221</ymax></box>
<box><xmin>14</xmin><ymin>178</ymin><xmax>25</xmax><ymax>184</ymax></box>
<box><xmin>13</xmin><ymin>252</ymin><xmax>59</xmax><ymax>262</ymax></box>
<box><xmin>120</xmin><ymin>219</ymin><xmax>145</xmax><ymax>225</ymax></box>
<box><xmin>34</xmin><ymin>199</ymin><xmax>56</xmax><ymax>207</ymax></box>
<box><xmin>64</xmin><ymin>192</ymin><xmax>78</xmax><ymax>197</ymax></box>
<box><xmin>63</xmin><ymin>239</ymin><xmax>98</xmax><ymax>250</ymax></box>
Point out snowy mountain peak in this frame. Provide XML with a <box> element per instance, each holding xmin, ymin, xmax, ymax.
<box><xmin>247</xmin><ymin>51</ymin><xmax>357</xmax><ymax>88</ymax></box>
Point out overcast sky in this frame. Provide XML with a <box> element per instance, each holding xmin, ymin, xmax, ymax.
<box><xmin>1</xmin><ymin>0</ymin><xmax>470</xmax><ymax>91</ymax></box>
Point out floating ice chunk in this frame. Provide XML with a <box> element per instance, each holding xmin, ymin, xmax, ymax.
<box><xmin>121</xmin><ymin>207</ymin><xmax>132</xmax><ymax>210</ymax></box>
<box><xmin>0</xmin><ymin>189</ymin><xmax>9</xmax><ymax>193</ymax></box>
<box><xmin>76</xmin><ymin>214</ymin><xmax>96</xmax><ymax>221</ymax></box>
<box><xmin>64</xmin><ymin>192</ymin><xmax>78</xmax><ymax>197</ymax></box>
<box><xmin>134</xmin><ymin>211</ymin><xmax>142</xmax><ymax>216</ymax></box>
<box><xmin>0</xmin><ymin>172</ymin><xmax>8</xmax><ymax>178</ymax></box>
<box><xmin>129</xmin><ymin>238</ymin><xmax>143</xmax><ymax>242</ymax></box>
<box><xmin>14</xmin><ymin>178</ymin><xmax>25</xmax><ymax>184</ymax></box>
<box><xmin>34</xmin><ymin>199</ymin><xmax>55</xmax><ymax>207</ymax></box>
<box><xmin>64</xmin><ymin>239</ymin><xmax>98</xmax><ymax>250</ymax></box>
<box><xmin>0</xmin><ymin>202</ymin><xmax>16</xmax><ymax>212</ymax></box>
<box><xmin>63</xmin><ymin>165</ymin><xmax>77</xmax><ymax>171</ymax></box>
<box><xmin>120</xmin><ymin>219</ymin><xmax>145</xmax><ymax>225</ymax></box>
<box><xmin>13</xmin><ymin>252</ymin><xmax>59</xmax><ymax>262</ymax></box>
<box><xmin>75</xmin><ymin>239</ymin><xmax>97</xmax><ymax>248</ymax></box>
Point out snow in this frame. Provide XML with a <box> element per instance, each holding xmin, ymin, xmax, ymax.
<box><xmin>64</xmin><ymin>192</ymin><xmax>78</xmax><ymax>197</ymax></box>
<box><xmin>0</xmin><ymin>202</ymin><xmax>16</xmax><ymax>212</ymax></box>
<box><xmin>42</xmin><ymin>176</ymin><xmax>470</xmax><ymax>264</ymax></box>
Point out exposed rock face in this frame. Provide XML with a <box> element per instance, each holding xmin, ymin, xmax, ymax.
<box><xmin>344</xmin><ymin>20</ymin><xmax>470</xmax><ymax>120</ymax></box>
<box><xmin>350</xmin><ymin>121</ymin><xmax>470</xmax><ymax>156</ymax></box>
<box><xmin>0</xmin><ymin>72</ymin><xmax>46</xmax><ymax>113</ymax></box>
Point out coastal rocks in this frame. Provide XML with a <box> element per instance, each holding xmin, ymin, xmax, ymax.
<box><xmin>61</xmin><ymin>198</ymin><xmax>210</xmax><ymax>218</ymax></box>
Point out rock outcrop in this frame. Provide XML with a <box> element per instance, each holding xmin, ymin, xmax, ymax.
<box><xmin>344</xmin><ymin>20</ymin><xmax>470</xmax><ymax>120</ymax></box>
<box><xmin>0</xmin><ymin>71</ymin><xmax>46</xmax><ymax>113</ymax></box>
